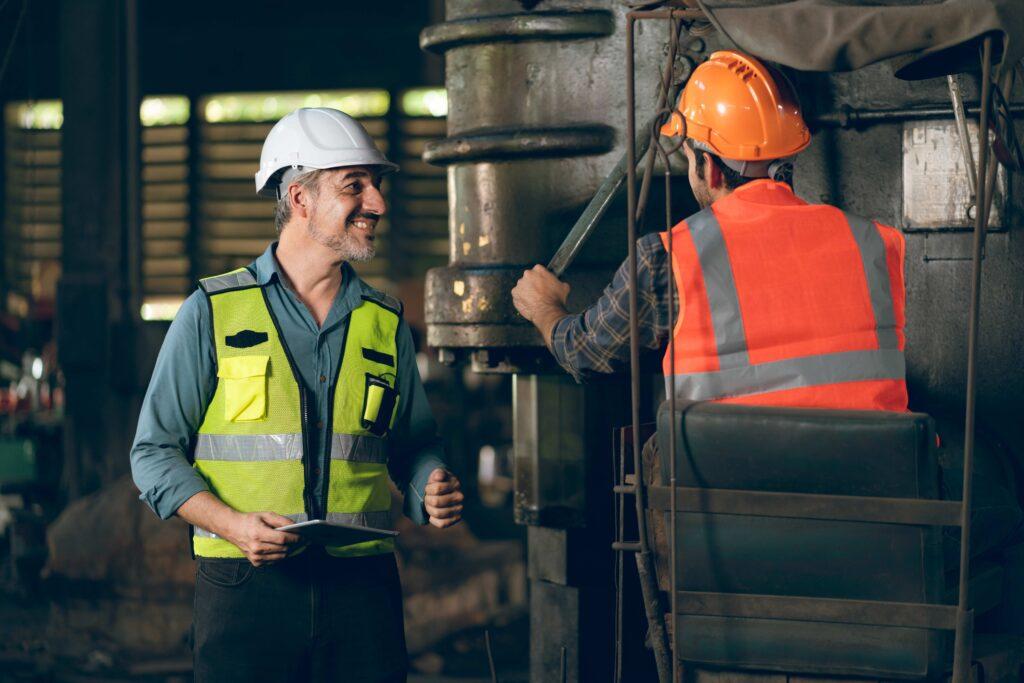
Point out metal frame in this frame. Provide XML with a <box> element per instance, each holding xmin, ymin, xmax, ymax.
<box><xmin>610</xmin><ymin>7</ymin><xmax>1001</xmax><ymax>683</ymax></box>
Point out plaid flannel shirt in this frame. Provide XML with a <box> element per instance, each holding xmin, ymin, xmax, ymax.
<box><xmin>550</xmin><ymin>232</ymin><xmax>673</xmax><ymax>382</ymax></box>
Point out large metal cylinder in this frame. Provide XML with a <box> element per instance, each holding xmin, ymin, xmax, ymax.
<box><xmin>421</xmin><ymin>6</ymin><xmax>666</xmax><ymax>680</ymax></box>
<box><xmin>421</xmin><ymin>1</ymin><xmax>663</xmax><ymax>371</ymax></box>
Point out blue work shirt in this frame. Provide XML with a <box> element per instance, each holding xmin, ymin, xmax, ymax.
<box><xmin>130</xmin><ymin>243</ymin><xmax>446</xmax><ymax>525</ymax></box>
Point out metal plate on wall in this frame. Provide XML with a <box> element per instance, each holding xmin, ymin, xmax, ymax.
<box><xmin>902</xmin><ymin>120</ymin><xmax>1006</xmax><ymax>231</ymax></box>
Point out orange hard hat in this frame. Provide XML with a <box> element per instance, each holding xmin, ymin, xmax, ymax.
<box><xmin>660</xmin><ymin>51</ymin><xmax>811</xmax><ymax>161</ymax></box>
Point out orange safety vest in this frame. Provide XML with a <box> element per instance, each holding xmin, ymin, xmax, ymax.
<box><xmin>660</xmin><ymin>180</ymin><xmax>907</xmax><ymax>411</ymax></box>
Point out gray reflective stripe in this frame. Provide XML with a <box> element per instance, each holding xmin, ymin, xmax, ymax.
<box><xmin>200</xmin><ymin>269</ymin><xmax>257</xmax><ymax>294</ymax></box>
<box><xmin>688</xmin><ymin>208</ymin><xmax>750</xmax><ymax>369</ymax></box>
<box><xmin>360</xmin><ymin>288</ymin><xmax>403</xmax><ymax>316</ymax></box>
<box><xmin>326</xmin><ymin>510</ymin><xmax>392</xmax><ymax>530</ymax></box>
<box><xmin>194</xmin><ymin>433</ymin><xmax>302</xmax><ymax>462</ymax></box>
<box><xmin>665</xmin><ymin>348</ymin><xmax>906</xmax><ymax>401</ymax></box>
<box><xmin>844</xmin><ymin>212</ymin><xmax>899</xmax><ymax>349</ymax></box>
<box><xmin>194</xmin><ymin>511</ymin><xmax>392</xmax><ymax>539</ymax></box>
<box><xmin>331</xmin><ymin>434</ymin><xmax>387</xmax><ymax>463</ymax></box>
<box><xmin>195</xmin><ymin>512</ymin><xmax>307</xmax><ymax>539</ymax></box>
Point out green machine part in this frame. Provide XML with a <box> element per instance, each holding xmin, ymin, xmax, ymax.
<box><xmin>0</xmin><ymin>439</ymin><xmax>37</xmax><ymax>486</ymax></box>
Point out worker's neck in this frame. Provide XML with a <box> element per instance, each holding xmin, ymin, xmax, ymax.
<box><xmin>274</xmin><ymin>223</ymin><xmax>345</xmax><ymax>298</ymax></box>
<box><xmin>708</xmin><ymin>185</ymin><xmax>733</xmax><ymax>205</ymax></box>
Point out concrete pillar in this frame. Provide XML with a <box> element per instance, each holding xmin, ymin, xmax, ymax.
<box><xmin>515</xmin><ymin>374</ymin><xmax>629</xmax><ymax>681</ymax></box>
<box><xmin>57</xmin><ymin>0</ymin><xmax>142</xmax><ymax>498</ymax></box>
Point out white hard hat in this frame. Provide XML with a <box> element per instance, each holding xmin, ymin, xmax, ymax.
<box><xmin>255</xmin><ymin>107</ymin><xmax>399</xmax><ymax>199</ymax></box>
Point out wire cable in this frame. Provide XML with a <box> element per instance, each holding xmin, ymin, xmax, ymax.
<box><xmin>0</xmin><ymin>0</ymin><xmax>27</xmax><ymax>88</ymax></box>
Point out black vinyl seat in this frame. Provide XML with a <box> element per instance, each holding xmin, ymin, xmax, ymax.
<box><xmin>650</xmin><ymin>401</ymin><xmax>968</xmax><ymax>680</ymax></box>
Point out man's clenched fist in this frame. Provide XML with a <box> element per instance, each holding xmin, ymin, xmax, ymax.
<box><xmin>424</xmin><ymin>468</ymin><xmax>463</xmax><ymax>529</ymax></box>
<box><xmin>511</xmin><ymin>265</ymin><xmax>570</xmax><ymax>346</ymax></box>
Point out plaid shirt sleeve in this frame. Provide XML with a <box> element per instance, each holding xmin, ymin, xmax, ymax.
<box><xmin>550</xmin><ymin>233</ymin><xmax>672</xmax><ymax>382</ymax></box>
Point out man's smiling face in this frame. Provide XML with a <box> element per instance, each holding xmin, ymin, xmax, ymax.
<box><xmin>306</xmin><ymin>166</ymin><xmax>386</xmax><ymax>262</ymax></box>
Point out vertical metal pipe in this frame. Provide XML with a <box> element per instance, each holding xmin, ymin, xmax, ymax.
<box><xmin>951</xmin><ymin>34</ymin><xmax>993</xmax><ymax>683</ymax></box>
<box><xmin>979</xmin><ymin>68</ymin><xmax>1014</xmax><ymax>237</ymax></box>
<box><xmin>635</xmin><ymin>19</ymin><xmax>680</xmax><ymax>225</ymax></box>
<box><xmin>614</xmin><ymin>432</ymin><xmax>625</xmax><ymax>683</ymax></box>
<box><xmin>655</xmin><ymin>18</ymin><xmax>683</xmax><ymax>683</ymax></box>
<box><xmin>626</xmin><ymin>15</ymin><xmax>672</xmax><ymax>683</ymax></box>
<box><xmin>663</xmin><ymin>111</ymin><xmax>680</xmax><ymax>683</ymax></box>
<box><xmin>625</xmin><ymin>9</ymin><xmax>645</xmax><ymax>566</ymax></box>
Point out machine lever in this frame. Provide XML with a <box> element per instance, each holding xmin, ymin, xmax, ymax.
<box><xmin>547</xmin><ymin>115</ymin><xmax>657</xmax><ymax>278</ymax></box>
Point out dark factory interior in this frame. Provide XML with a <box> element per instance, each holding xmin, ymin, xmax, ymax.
<box><xmin>1</xmin><ymin>1</ymin><xmax>1024</xmax><ymax>682</ymax></box>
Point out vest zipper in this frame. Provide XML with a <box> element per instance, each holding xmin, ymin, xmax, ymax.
<box><xmin>260</xmin><ymin>287</ymin><xmax>317</xmax><ymax>521</ymax></box>
<box><xmin>300</xmin><ymin>386</ymin><xmax>318</xmax><ymax>520</ymax></box>
<box><xmin>321</xmin><ymin>318</ymin><xmax>352</xmax><ymax>521</ymax></box>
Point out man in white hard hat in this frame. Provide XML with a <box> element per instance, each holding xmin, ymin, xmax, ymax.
<box><xmin>131</xmin><ymin>108</ymin><xmax>463</xmax><ymax>682</ymax></box>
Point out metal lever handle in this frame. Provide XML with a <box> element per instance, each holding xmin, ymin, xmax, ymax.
<box><xmin>547</xmin><ymin>117</ymin><xmax>657</xmax><ymax>277</ymax></box>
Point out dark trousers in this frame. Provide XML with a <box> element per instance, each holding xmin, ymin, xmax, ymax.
<box><xmin>192</xmin><ymin>548</ymin><xmax>407</xmax><ymax>683</ymax></box>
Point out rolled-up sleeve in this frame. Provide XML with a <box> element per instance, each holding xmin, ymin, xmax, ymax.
<box><xmin>550</xmin><ymin>233</ymin><xmax>670</xmax><ymax>382</ymax></box>
<box><xmin>130</xmin><ymin>290</ymin><xmax>217</xmax><ymax>519</ymax></box>
<box><xmin>387</xmin><ymin>320</ymin><xmax>447</xmax><ymax>525</ymax></box>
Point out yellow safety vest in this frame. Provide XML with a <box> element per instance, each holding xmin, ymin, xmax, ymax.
<box><xmin>190</xmin><ymin>267</ymin><xmax>401</xmax><ymax>559</ymax></box>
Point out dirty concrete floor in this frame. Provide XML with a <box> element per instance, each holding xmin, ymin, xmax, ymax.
<box><xmin>0</xmin><ymin>593</ymin><xmax>528</xmax><ymax>682</ymax></box>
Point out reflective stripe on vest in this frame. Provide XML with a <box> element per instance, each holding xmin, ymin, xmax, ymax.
<box><xmin>193</xmin><ymin>510</ymin><xmax>392</xmax><ymax>538</ymax></box>
<box><xmin>199</xmin><ymin>267</ymin><xmax>258</xmax><ymax>294</ymax></box>
<box><xmin>191</xmin><ymin>269</ymin><xmax>400</xmax><ymax>559</ymax></box>
<box><xmin>194</xmin><ymin>433</ymin><xmax>387</xmax><ymax>463</ymax></box>
<box><xmin>662</xmin><ymin>206</ymin><xmax>906</xmax><ymax>406</ymax></box>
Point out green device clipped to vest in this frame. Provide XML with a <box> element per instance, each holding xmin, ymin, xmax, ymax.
<box><xmin>362</xmin><ymin>374</ymin><xmax>398</xmax><ymax>436</ymax></box>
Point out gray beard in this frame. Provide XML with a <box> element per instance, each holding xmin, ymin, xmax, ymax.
<box><xmin>307</xmin><ymin>216</ymin><xmax>375</xmax><ymax>263</ymax></box>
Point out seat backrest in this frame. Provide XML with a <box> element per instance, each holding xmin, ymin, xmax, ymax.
<box><xmin>654</xmin><ymin>401</ymin><xmax>946</xmax><ymax>680</ymax></box>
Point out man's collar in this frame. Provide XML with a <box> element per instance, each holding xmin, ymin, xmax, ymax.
<box><xmin>725</xmin><ymin>179</ymin><xmax>806</xmax><ymax>207</ymax></box>
<box><xmin>254</xmin><ymin>241</ymin><xmax>364</xmax><ymax>298</ymax></box>
<box><xmin>252</xmin><ymin>243</ymin><xmax>280</xmax><ymax>285</ymax></box>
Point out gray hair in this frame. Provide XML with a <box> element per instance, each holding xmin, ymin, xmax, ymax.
<box><xmin>274</xmin><ymin>168</ymin><xmax>330</xmax><ymax>233</ymax></box>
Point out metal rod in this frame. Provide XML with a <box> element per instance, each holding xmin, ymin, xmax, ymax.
<box><xmin>635</xmin><ymin>551</ymin><xmax>672</xmax><ymax>680</ymax></box>
<box><xmin>614</xmin><ymin>431</ymin><xmax>625</xmax><ymax>683</ymax></box>
<box><xmin>547</xmin><ymin>119</ymin><xmax>657</xmax><ymax>277</ymax></box>
<box><xmin>629</xmin><ymin>8</ymin><xmax>705</xmax><ymax>20</ymax></box>
<box><xmin>666</xmin><ymin>129</ymin><xmax>681</xmax><ymax>683</ymax></box>
<box><xmin>626</xmin><ymin>16</ymin><xmax>672</xmax><ymax>683</ymax></box>
<box><xmin>815</xmin><ymin>103</ymin><xmax>1024</xmax><ymax>128</ymax></box>
<box><xmin>656</xmin><ymin>17</ymin><xmax>683</xmax><ymax>681</ymax></box>
<box><xmin>951</xmin><ymin>34</ymin><xmax>993</xmax><ymax>683</ymax></box>
<box><xmin>485</xmin><ymin>629</ymin><xmax>498</xmax><ymax>683</ymax></box>
<box><xmin>947</xmin><ymin>74</ymin><xmax>978</xmax><ymax>200</ymax></box>
<box><xmin>979</xmin><ymin>67</ymin><xmax>1016</xmax><ymax>239</ymax></box>
<box><xmin>625</xmin><ymin>7</ymin><xmax>646</xmax><ymax>580</ymax></box>
<box><xmin>635</xmin><ymin>19</ymin><xmax>683</xmax><ymax>226</ymax></box>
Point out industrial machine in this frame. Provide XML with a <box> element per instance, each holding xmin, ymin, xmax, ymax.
<box><xmin>422</xmin><ymin>1</ymin><xmax>1024</xmax><ymax>681</ymax></box>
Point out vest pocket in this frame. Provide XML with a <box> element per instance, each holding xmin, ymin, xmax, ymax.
<box><xmin>361</xmin><ymin>374</ymin><xmax>398</xmax><ymax>436</ymax></box>
<box><xmin>218</xmin><ymin>355</ymin><xmax>270</xmax><ymax>422</ymax></box>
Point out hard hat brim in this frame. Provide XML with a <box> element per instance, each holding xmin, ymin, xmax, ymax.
<box><xmin>256</xmin><ymin>155</ymin><xmax>400</xmax><ymax>199</ymax></box>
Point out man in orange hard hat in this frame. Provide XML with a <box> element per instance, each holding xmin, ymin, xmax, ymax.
<box><xmin>511</xmin><ymin>50</ymin><xmax>909</xmax><ymax>411</ymax></box>
<box><xmin>511</xmin><ymin>48</ymin><xmax>1022</xmax><ymax>587</ymax></box>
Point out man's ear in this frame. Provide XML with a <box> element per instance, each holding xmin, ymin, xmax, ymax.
<box><xmin>288</xmin><ymin>182</ymin><xmax>312</xmax><ymax>219</ymax></box>
<box><xmin>704</xmin><ymin>152</ymin><xmax>723</xmax><ymax>190</ymax></box>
